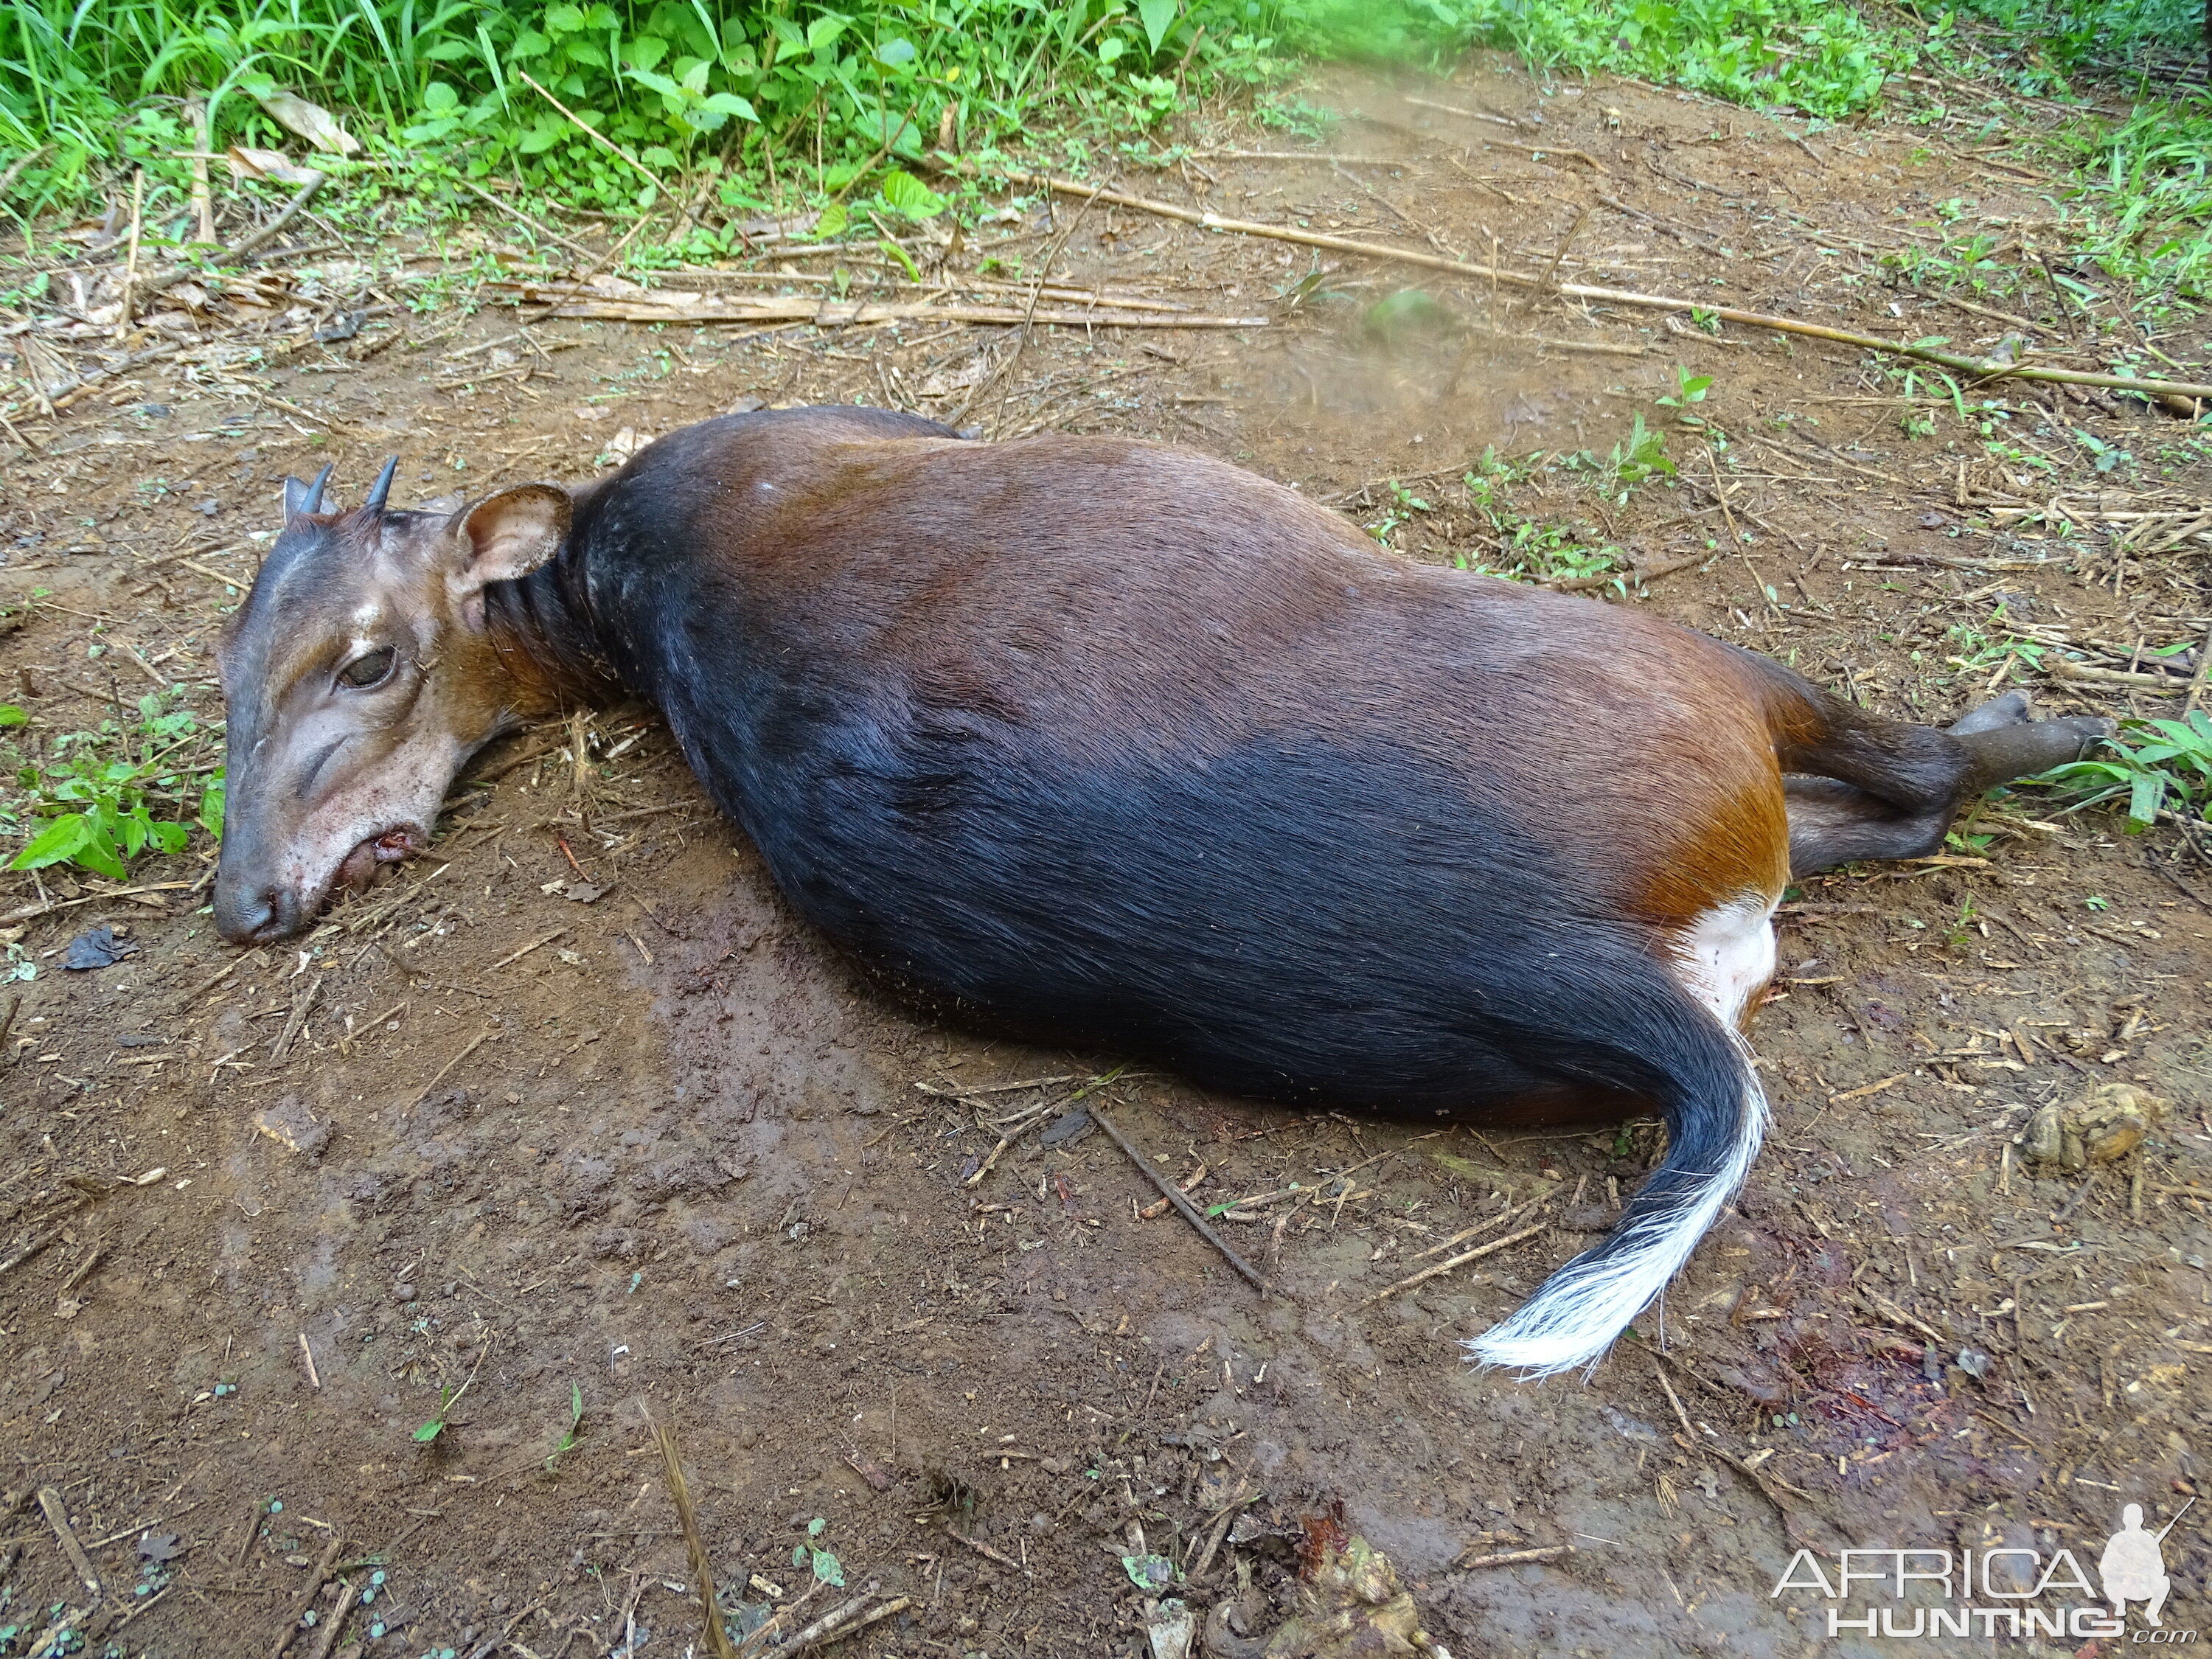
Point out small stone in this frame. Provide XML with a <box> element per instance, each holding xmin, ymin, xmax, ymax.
<box><xmin>253</xmin><ymin>1096</ymin><xmax>330</xmax><ymax>1157</ymax></box>
<box><xmin>395</xmin><ymin>1284</ymin><xmax>417</xmax><ymax>1303</ymax></box>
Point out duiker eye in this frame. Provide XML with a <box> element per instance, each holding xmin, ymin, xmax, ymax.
<box><xmin>337</xmin><ymin>647</ymin><xmax>397</xmax><ymax>689</ymax></box>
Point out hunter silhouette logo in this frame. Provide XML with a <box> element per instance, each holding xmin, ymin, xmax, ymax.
<box><xmin>2101</xmin><ymin>1499</ymin><xmax>2193</xmax><ymax>1629</ymax></box>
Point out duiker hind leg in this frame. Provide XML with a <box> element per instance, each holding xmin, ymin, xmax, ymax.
<box><xmin>1781</xmin><ymin>690</ymin><xmax>2106</xmax><ymax>876</ymax></box>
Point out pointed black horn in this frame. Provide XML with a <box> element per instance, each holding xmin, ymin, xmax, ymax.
<box><xmin>282</xmin><ymin>462</ymin><xmax>335</xmax><ymax>518</ymax></box>
<box><xmin>364</xmin><ymin>454</ymin><xmax>400</xmax><ymax>514</ymax></box>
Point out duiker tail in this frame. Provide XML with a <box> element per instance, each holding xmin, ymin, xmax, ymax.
<box><xmin>1465</xmin><ymin>1003</ymin><xmax>1765</xmax><ymax>1379</ymax></box>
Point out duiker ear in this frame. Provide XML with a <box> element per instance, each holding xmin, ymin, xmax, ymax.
<box><xmin>451</xmin><ymin>484</ymin><xmax>571</xmax><ymax>599</ymax></box>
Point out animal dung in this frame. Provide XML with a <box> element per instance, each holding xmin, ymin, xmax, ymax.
<box><xmin>2019</xmin><ymin>1083</ymin><xmax>2166</xmax><ymax>1171</ymax></box>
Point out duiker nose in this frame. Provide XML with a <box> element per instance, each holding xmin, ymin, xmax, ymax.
<box><xmin>212</xmin><ymin>881</ymin><xmax>300</xmax><ymax>944</ymax></box>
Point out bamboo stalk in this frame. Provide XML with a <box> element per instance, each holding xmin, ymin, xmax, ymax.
<box><xmin>995</xmin><ymin>170</ymin><xmax>2212</xmax><ymax>405</ymax></box>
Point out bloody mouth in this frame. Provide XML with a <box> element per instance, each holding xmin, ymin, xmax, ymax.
<box><xmin>335</xmin><ymin>827</ymin><xmax>423</xmax><ymax>892</ymax></box>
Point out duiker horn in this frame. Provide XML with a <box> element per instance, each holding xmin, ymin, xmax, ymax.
<box><xmin>363</xmin><ymin>454</ymin><xmax>400</xmax><ymax>513</ymax></box>
<box><xmin>282</xmin><ymin>463</ymin><xmax>335</xmax><ymax>518</ymax></box>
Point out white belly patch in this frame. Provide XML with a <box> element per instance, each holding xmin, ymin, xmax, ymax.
<box><xmin>1675</xmin><ymin>894</ymin><xmax>1779</xmax><ymax>1027</ymax></box>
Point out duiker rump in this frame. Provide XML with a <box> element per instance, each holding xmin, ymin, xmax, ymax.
<box><xmin>212</xmin><ymin>408</ymin><xmax>2103</xmax><ymax>1377</ymax></box>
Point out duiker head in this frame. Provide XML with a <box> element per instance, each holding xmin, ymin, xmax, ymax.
<box><xmin>212</xmin><ymin>459</ymin><xmax>570</xmax><ymax>943</ymax></box>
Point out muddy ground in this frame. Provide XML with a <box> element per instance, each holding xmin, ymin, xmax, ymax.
<box><xmin>2</xmin><ymin>57</ymin><xmax>2211</xmax><ymax>1659</ymax></box>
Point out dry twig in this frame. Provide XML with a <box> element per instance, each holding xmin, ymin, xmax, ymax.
<box><xmin>995</xmin><ymin>171</ymin><xmax>2212</xmax><ymax>404</ymax></box>
<box><xmin>1090</xmin><ymin>1105</ymin><xmax>1277</xmax><ymax>1295</ymax></box>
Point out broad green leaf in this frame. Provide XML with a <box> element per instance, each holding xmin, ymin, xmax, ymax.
<box><xmin>1138</xmin><ymin>0</ymin><xmax>1178</xmax><ymax>53</ymax></box>
<box><xmin>624</xmin><ymin>34</ymin><xmax>669</xmax><ymax>71</ymax></box>
<box><xmin>77</xmin><ymin>821</ymin><xmax>128</xmax><ymax>881</ymax></box>
<box><xmin>874</xmin><ymin>35</ymin><xmax>917</xmax><ymax>67</ymax></box>
<box><xmin>811</xmin><ymin>201</ymin><xmax>850</xmax><ymax>240</ymax></box>
<box><xmin>422</xmin><ymin>80</ymin><xmax>461</xmax><ymax>114</ymax></box>
<box><xmin>2128</xmin><ymin>772</ymin><xmax>2165</xmax><ymax>827</ymax></box>
<box><xmin>880</xmin><ymin>168</ymin><xmax>945</xmax><ymax>220</ymax></box>
<box><xmin>700</xmin><ymin>92</ymin><xmax>759</xmax><ymax>122</ymax></box>
<box><xmin>414</xmin><ymin>1420</ymin><xmax>444</xmax><ymax>1442</ymax></box>
<box><xmin>806</xmin><ymin>14</ymin><xmax>846</xmax><ymax>52</ymax></box>
<box><xmin>0</xmin><ymin>705</ymin><xmax>26</xmax><ymax>727</ymax></box>
<box><xmin>880</xmin><ymin>237</ymin><xmax>922</xmax><ymax>281</ymax></box>
<box><xmin>545</xmin><ymin>3</ymin><xmax>585</xmax><ymax>32</ymax></box>
<box><xmin>12</xmin><ymin>813</ymin><xmax>92</xmax><ymax>870</ymax></box>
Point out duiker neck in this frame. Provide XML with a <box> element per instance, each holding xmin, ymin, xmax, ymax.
<box><xmin>481</xmin><ymin>535</ymin><xmax>622</xmax><ymax>716</ymax></box>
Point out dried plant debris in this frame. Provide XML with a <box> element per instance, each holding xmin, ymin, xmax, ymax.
<box><xmin>1203</xmin><ymin>1520</ymin><xmax>1452</xmax><ymax>1659</ymax></box>
<box><xmin>2019</xmin><ymin>1082</ymin><xmax>2167</xmax><ymax>1170</ymax></box>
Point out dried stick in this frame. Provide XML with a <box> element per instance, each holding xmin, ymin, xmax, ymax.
<box><xmin>305</xmin><ymin>1582</ymin><xmax>357</xmax><ymax>1659</ymax></box>
<box><xmin>773</xmin><ymin>1581</ymin><xmax>890</xmax><ymax>1651</ymax></box>
<box><xmin>513</xmin><ymin>291</ymin><xmax>1265</xmax><ymax>330</ymax></box>
<box><xmin>1457</xmin><ymin>1545</ymin><xmax>1571</xmax><ymax>1570</ymax></box>
<box><xmin>116</xmin><ymin>167</ymin><xmax>144</xmax><ymax>342</ymax></box>
<box><xmin>401</xmin><ymin>1029</ymin><xmax>492</xmax><ymax>1110</ymax></box>
<box><xmin>2183</xmin><ymin>619</ymin><xmax>2212</xmax><ymax>717</ymax></box>
<box><xmin>38</xmin><ymin>1487</ymin><xmax>101</xmax><ymax>1599</ymax></box>
<box><xmin>133</xmin><ymin>174</ymin><xmax>327</xmax><ymax>303</ymax></box>
<box><xmin>456</xmin><ymin>178</ymin><xmax>599</xmax><ymax>264</ymax></box>
<box><xmin>1356</xmin><ymin>1221</ymin><xmax>1548</xmax><ymax>1307</ymax></box>
<box><xmin>648</xmin><ymin>1407</ymin><xmax>741</xmax><ymax>1659</ymax></box>
<box><xmin>487</xmin><ymin>928</ymin><xmax>567</xmax><ymax>970</ymax></box>
<box><xmin>1405</xmin><ymin>1196</ymin><xmax>1547</xmax><ymax>1261</ymax></box>
<box><xmin>268</xmin><ymin>1535</ymin><xmax>344</xmax><ymax>1659</ymax></box>
<box><xmin>994</xmin><ymin>171</ymin><xmax>2212</xmax><ymax>404</ymax></box>
<box><xmin>1089</xmin><ymin>1105</ymin><xmax>1276</xmax><ymax>1296</ymax></box>
<box><xmin>518</xmin><ymin>71</ymin><xmax>664</xmax><ymax>195</ymax></box>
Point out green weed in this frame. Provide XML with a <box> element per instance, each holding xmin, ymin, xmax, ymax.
<box><xmin>414</xmin><ymin>1382</ymin><xmax>462</xmax><ymax>1444</ymax></box>
<box><xmin>546</xmin><ymin>1380</ymin><xmax>585</xmax><ymax>1470</ymax></box>
<box><xmin>793</xmin><ymin>1517</ymin><xmax>846</xmax><ymax>1588</ymax></box>
<box><xmin>1365</xmin><ymin>479</ymin><xmax>1430</xmax><ymax>546</ymax></box>
<box><xmin>4</xmin><ymin>692</ymin><xmax>222</xmax><ymax>882</ymax></box>
<box><xmin>1605</xmin><ymin>411</ymin><xmax>1675</xmax><ymax>500</ymax></box>
<box><xmin>1461</xmin><ymin>453</ymin><xmax>1622</xmax><ymax>584</ymax></box>
<box><xmin>1655</xmin><ymin>365</ymin><xmax>1711</xmax><ymax>411</ymax></box>
<box><xmin>1290</xmin><ymin>0</ymin><xmax>1916</xmax><ymax>116</ymax></box>
<box><xmin>1943</xmin><ymin>611</ymin><xmax>2047</xmax><ymax>686</ymax></box>
<box><xmin>1</xmin><ymin>0</ymin><xmax>1287</xmax><ymax>224</ymax></box>
<box><xmin>2039</xmin><ymin>712</ymin><xmax>2212</xmax><ymax>831</ymax></box>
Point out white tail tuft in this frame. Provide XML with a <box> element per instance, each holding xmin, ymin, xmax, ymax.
<box><xmin>1462</xmin><ymin>1051</ymin><xmax>1766</xmax><ymax>1380</ymax></box>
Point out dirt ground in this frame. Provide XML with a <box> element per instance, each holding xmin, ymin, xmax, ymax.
<box><xmin>3</xmin><ymin>56</ymin><xmax>2211</xmax><ymax>1659</ymax></box>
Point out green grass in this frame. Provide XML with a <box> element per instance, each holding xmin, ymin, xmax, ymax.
<box><xmin>1</xmin><ymin>0</ymin><xmax>1288</xmax><ymax>231</ymax></box>
<box><xmin>2040</xmin><ymin>711</ymin><xmax>2212</xmax><ymax>831</ymax></box>
<box><xmin>2</xmin><ymin>0</ymin><xmax>2208</xmax><ymax>321</ymax></box>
